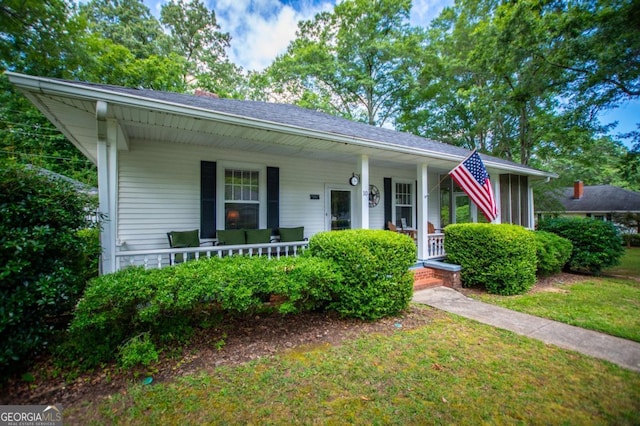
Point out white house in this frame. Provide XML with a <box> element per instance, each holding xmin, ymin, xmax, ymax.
<box><xmin>6</xmin><ymin>72</ymin><xmax>556</xmax><ymax>274</ymax></box>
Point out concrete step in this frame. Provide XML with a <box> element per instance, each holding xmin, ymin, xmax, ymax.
<box><xmin>413</xmin><ymin>277</ymin><xmax>443</xmax><ymax>291</ymax></box>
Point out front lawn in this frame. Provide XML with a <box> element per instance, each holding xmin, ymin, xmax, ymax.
<box><xmin>474</xmin><ymin>277</ymin><xmax>640</xmax><ymax>342</ymax></box>
<box><xmin>470</xmin><ymin>255</ymin><xmax>640</xmax><ymax>342</ymax></box>
<box><xmin>605</xmin><ymin>247</ymin><xmax>640</xmax><ymax>277</ymax></box>
<box><xmin>72</xmin><ymin>309</ymin><xmax>640</xmax><ymax>425</ymax></box>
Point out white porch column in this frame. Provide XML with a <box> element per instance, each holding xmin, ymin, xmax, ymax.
<box><xmin>493</xmin><ymin>177</ymin><xmax>501</xmax><ymax>224</ymax></box>
<box><xmin>527</xmin><ymin>181</ymin><xmax>535</xmax><ymax>229</ymax></box>
<box><xmin>358</xmin><ymin>155</ymin><xmax>370</xmax><ymax>229</ymax></box>
<box><xmin>416</xmin><ymin>163</ymin><xmax>428</xmax><ymax>260</ymax></box>
<box><xmin>96</xmin><ymin>101</ymin><xmax>118</xmax><ymax>274</ymax></box>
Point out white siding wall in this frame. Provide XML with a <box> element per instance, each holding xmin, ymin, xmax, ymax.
<box><xmin>117</xmin><ymin>139</ymin><xmax>430</xmax><ymax>251</ymax></box>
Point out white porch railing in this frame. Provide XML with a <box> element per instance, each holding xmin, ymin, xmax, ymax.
<box><xmin>425</xmin><ymin>233</ymin><xmax>446</xmax><ymax>259</ymax></box>
<box><xmin>114</xmin><ymin>241</ymin><xmax>309</xmax><ymax>271</ymax></box>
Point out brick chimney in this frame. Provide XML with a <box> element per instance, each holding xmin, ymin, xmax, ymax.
<box><xmin>194</xmin><ymin>89</ymin><xmax>219</xmax><ymax>98</ymax></box>
<box><xmin>573</xmin><ymin>181</ymin><xmax>584</xmax><ymax>199</ymax></box>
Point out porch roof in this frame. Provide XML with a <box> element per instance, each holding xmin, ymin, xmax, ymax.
<box><xmin>6</xmin><ymin>71</ymin><xmax>555</xmax><ymax>179</ymax></box>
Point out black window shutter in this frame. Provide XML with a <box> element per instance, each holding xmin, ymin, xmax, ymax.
<box><xmin>384</xmin><ymin>177</ymin><xmax>392</xmax><ymax>229</ymax></box>
<box><xmin>201</xmin><ymin>161</ymin><xmax>216</xmax><ymax>238</ymax></box>
<box><xmin>267</xmin><ymin>167</ymin><xmax>279</xmax><ymax>229</ymax></box>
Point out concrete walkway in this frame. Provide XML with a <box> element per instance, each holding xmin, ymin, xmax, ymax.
<box><xmin>413</xmin><ymin>286</ymin><xmax>640</xmax><ymax>373</ymax></box>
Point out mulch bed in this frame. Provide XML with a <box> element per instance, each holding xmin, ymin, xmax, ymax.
<box><xmin>0</xmin><ymin>305</ymin><xmax>440</xmax><ymax>411</ymax></box>
<box><xmin>1</xmin><ymin>272</ymin><xmax>591</xmax><ymax>415</ymax></box>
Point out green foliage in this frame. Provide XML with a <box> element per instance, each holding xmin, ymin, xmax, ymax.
<box><xmin>265</xmin><ymin>0</ymin><xmax>425</xmax><ymax>126</ymax></box>
<box><xmin>0</xmin><ymin>161</ymin><xmax>97</xmax><ymax>372</ymax></box>
<box><xmin>396</xmin><ymin>0</ymin><xmax>639</xmax><ymax>191</ymax></box>
<box><xmin>76</xmin><ymin>227</ymin><xmax>102</xmax><ymax>283</ymax></box>
<box><xmin>445</xmin><ymin>224</ymin><xmax>537</xmax><ymax>295</ymax></box>
<box><xmin>117</xmin><ymin>333</ymin><xmax>159</xmax><ymax>369</ymax></box>
<box><xmin>532</xmin><ymin>231</ymin><xmax>573</xmax><ymax>276</ymax></box>
<box><xmin>308</xmin><ymin>230</ymin><xmax>416</xmax><ymax>320</ymax></box>
<box><xmin>537</xmin><ymin>217</ymin><xmax>625</xmax><ymax>274</ymax></box>
<box><xmin>65</xmin><ymin>255</ymin><xmax>340</xmax><ymax>368</ymax></box>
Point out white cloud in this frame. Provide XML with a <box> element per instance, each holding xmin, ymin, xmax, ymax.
<box><xmin>410</xmin><ymin>0</ymin><xmax>452</xmax><ymax>28</ymax></box>
<box><xmin>141</xmin><ymin>0</ymin><xmax>449</xmax><ymax>71</ymax></box>
<box><xmin>211</xmin><ymin>0</ymin><xmax>333</xmax><ymax>71</ymax></box>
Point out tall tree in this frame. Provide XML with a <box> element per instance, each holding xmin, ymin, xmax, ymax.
<box><xmin>79</xmin><ymin>0</ymin><xmax>167</xmax><ymax>59</ymax></box>
<box><xmin>160</xmin><ymin>0</ymin><xmax>245</xmax><ymax>97</ymax></box>
<box><xmin>264</xmin><ymin>0</ymin><xmax>425</xmax><ymax>126</ymax></box>
<box><xmin>398</xmin><ymin>0</ymin><xmax>638</xmax><ymax>171</ymax></box>
<box><xmin>0</xmin><ymin>0</ymin><xmax>96</xmax><ymax>184</ymax></box>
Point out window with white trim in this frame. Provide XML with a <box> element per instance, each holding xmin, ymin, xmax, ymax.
<box><xmin>224</xmin><ymin>168</ymin><xmax>260</xmax><ymax>229</ymax></box>
<box><xmin>394</xmin><ymin>182</ymin><xmax>414</xmax><ymax>228</ymax></box>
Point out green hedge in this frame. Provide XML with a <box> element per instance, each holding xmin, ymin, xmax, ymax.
<box><xmin>0</xmin><ymin>162</ymin><xmax>99</xmax><ymax>373</ymax></box>
<box><xmin>537</xmin><ymin>218</ymin><xmax>624</xmax><ymax>274</ymax></box>
<box><xmin>444</xmin><ymin>224</ymin><xmax>537</xmax><ymax>295</ymax></box>
<box><xmin>533</xmin><ymin>231</ymin><xmax>573</xmax><ymax>276</ymax></box>
<box><xmin>308</xmin><ymin>230</ymin><xmax>416</xmax><ymax>320</ymax></box>
<box><xmin>65</xmin><ymin>255</ymin><xmax>340</xmax><ymax>368</ymax></box>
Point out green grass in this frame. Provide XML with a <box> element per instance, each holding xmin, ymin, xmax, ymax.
<box><xmin>72</xmin><ymin>309</ymin><xmax>640</xmax><ymax>425</ymax></box>
<box><xmin>474</xmin><ymin>277</ymin><xmax>640</xmax><ymax>342</ymax></box>
<box><xmin>470</xmin><ymin>247</ymin><xmax>640</xmax><ymax>342</ymax></box>
<box><xmin>605</xmin><ymin>247</ymin><xmax>640</xmax><ymax>277</ymax></box>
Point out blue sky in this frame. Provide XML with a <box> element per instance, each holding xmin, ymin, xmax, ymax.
<box><xmin>144</xmin><ymin>0</ymin><xmax>638</xmax><ymax>147</ymax></box>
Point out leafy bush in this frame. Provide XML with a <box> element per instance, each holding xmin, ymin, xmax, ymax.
<box><xmin>0</xmin><ymin>161</ymin><xmax>98</xmax><ymax>373</ymax></box>
<box><xmin>65</xmin><ymin>255</ymin><xmax>340</xmax><ymax>368</ymax></box>
<box><xmin>308</xmin><ymin>230</ymin><xmax>416</xmax><ymax>320</ymax></box>
<box><xmin>118</xmin><ymin>333</ymin><xmax>159</xmax><ymax>368</ymax></box>
<box><xmin>533</xmin><ymin>231</ymin><xmax>573</xmax><ymax>276</ymax></box>
<box><xmin>76</xmin><ymin>227</ymin><xmax>102</xmax><ymax>282</ymax></box>
<box><xmin>445</xmin><ymin>224</ymin><xmax>537</xmax><ymax>295</ymax></box>
<box><xmin>537</xmin><ymin>218</ymin><xmax>625</xmax><ymax>274</ymax></box>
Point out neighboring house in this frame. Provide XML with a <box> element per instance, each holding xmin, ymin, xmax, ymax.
<box><xmin>26</xmin><ymin>165</ymin><xmax>98</xmax><ymax>196</ymax></box>
<box><xmin>7</xmin><ymin>72</ymin><xmax>555</xmax><ymax>274</ymax></box>
<box><xmin>537</xmin><ymin>181</ymin><xmax>640</xmax><ymax>231</ymax></box>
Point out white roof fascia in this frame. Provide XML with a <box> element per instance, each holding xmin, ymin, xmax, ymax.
<box><xmin>6</xmin><ymin>72</ymin><xmax>555</xmax><ymax>178</ymax></box>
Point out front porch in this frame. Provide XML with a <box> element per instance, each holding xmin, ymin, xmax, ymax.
<box><xmin>6</xmin><ymin>73</ymin><xmax>553</xmax><ymax>278</ymax></box>
<box><xmin>112</xmin><ymin>232</ymin><xmax>447</xmax><ymax>272</ymax></box>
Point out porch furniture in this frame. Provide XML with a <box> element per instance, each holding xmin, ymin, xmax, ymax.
<box><xmin>167</xmin><ymin>230</ymin><xmax>212</xmax><ymax>264</ymax></box>
<box><xmin>278</xmin><ymin>226</ymin><xmax>305</xmax><ymax>242</ymax></box>
<box><xmin>388</xmin><ymin>221</ymin><xmax>417</xmax><ymax>241</ymax></box>
<box><xmin>216</xmin><ymin>229</ymin><xmax>279</xmax><ymax>246</ymax></box>
<box><xmin>427</xmin><ymin>222</ymin><xmax>435</xmax><ymax>234</ymax></box>
<box><xmin>216</xmin><ymin>229</ymin><xmax>249</xmax><ymax>245</ymax></box>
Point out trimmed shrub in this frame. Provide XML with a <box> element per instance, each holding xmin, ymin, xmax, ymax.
<box><xmin>533</xmin><ymin>231</ymin><xmax>573</xmax><ymax>276</ymax></box>
<box><xmin>0</xmin><ymin>162</ymin><xmax>98</xmax><ymax>373</ymax></box>
<box><xmin>65</xmin><ymin>255</ymin><xmax>340</xmax><ymax>368</ymax></box>
<box><xmin>445</xmin><ymin>224</ymin><xmax>537</xmax><ymax>295</ymax></box>
<box><xmin>537</xmin><ymin>218</ymin><xmax>625</xmax><ymax>274</ymax></box>
<box><xmin>308</xmin><ymin>229</ymin><xmax>416</xmax><ymax>320</ymax></box>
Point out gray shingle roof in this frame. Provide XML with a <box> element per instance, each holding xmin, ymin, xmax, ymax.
<box><xmin>550</xmin><ymin>185</ymin><xmax>640</xmax><ymax>212</ymax></box>
<box><xmin>67</xmin><ymin>79</ymin><xmax>546</xmax><ymax>174</ymax></box>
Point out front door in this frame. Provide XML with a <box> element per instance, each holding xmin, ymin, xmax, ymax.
<box><xmin>326</xmin><ymin>187</ymin><xmax>353</xmax><ymax>231</ymax></box>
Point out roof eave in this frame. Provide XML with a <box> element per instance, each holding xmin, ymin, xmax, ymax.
<box><xmin>6</xmin><ymin>72</ymin><xmax>556</xmax><ymax>178</ymax></box>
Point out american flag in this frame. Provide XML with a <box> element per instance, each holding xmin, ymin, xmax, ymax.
<box><xmin>449</xmin><ymin>150</ymin><xmax>498</xmax><ymax>222</ymax></box>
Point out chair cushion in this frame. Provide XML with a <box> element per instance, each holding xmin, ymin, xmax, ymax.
<box><xmin>169</xmin><ymin>230</ymin><xmax>200</xmax><ymax>248</ymax></box>
<box><xmin>278</xmin><ymin>227</ymin><xmax>304</xmax><ymax>242</ymax></box>
<box><xmin>246</xmin><ymin>228</ymin><xmax>272</xmax><ymax>244</ymax></box>
<box><xmin>217</xmin><ymin>229</ymin><xmax>246</xmax><ymax>245</ymax></box>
